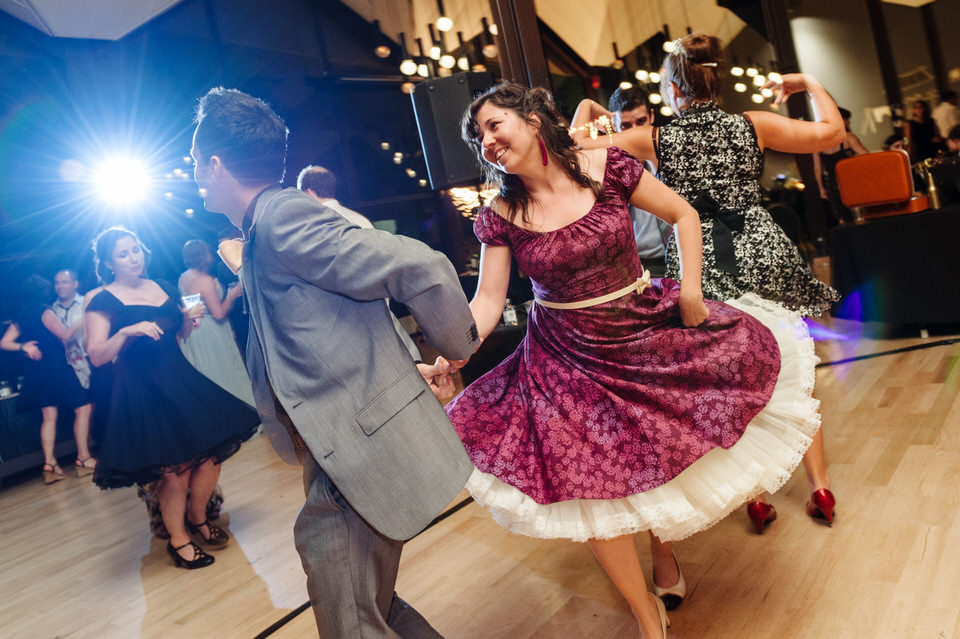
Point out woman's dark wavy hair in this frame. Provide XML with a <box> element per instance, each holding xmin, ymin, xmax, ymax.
<box><xmin>92</xmin><ymin>226</ymin><xmax>150</xmax><ymax>284</ymax></box>
<box><xmin>461</xmin><ymin>82</ymin><xmax>603</xmax><ymax>225</ymax></box>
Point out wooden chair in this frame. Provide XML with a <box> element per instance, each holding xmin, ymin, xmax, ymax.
<box><xmin>835</xmin><ymin>149</ymin><xmax>930</xmax><ymax>222</ymax></box>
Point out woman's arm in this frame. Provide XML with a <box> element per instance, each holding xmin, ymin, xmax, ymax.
<box><xmin>85</xmin><ymin>311</ymin><xmax>162</xmax><ymax>367</ymax></box>
<box><xmin>847</xmin><ymin>132</ymin><xmax>870</xmax><ymax>155</ymax></box>
<box><xmin>184</xmin><ymin>272</ymin><xmax>240</xmax><ymax>320</ymax></box>
<box><xmin>570</xmin><ymin>99</ymin><xmax>658</xmax><ymax>162</ymax></box>
<box><xmin>177</xmin><ymin>302</ymin><xmax>205</xmax><ymax>340</ymax></box>
<box><xmin>630</xmin><ymin>177</ymin><xmax>709</xmax><ymax>327</ymax></box>
<box><xmin>470</xmin><ymin>244</ymin><xmax>513</xmax><ymax>340</ymax></box>
<box><xmin>0</xmin><ymin>322</ymin><xmax>20</xmax><ymax>352</ymax></box>
<box><xmin>1</xmin><ymin>321</ymin><xmax>42</xmax><ymax>360</ymax></box>
<box><xmin>746</xmin><ymin>73</ymin><xmax>845</xmax><ymax>153</ymax></box>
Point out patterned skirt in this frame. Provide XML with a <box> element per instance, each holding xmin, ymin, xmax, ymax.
<box><xmin>665</xmin><ymin>205</ymin><xmax>839</xmax><ymax>317</ymax></box>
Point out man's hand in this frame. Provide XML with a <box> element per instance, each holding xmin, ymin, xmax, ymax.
<box><xmin>417</xmin><ymin>356</ymin><xmax>456</xmax><ymax>401</ymax></box>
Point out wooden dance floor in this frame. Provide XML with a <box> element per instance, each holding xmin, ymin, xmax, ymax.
<box><xmin>1</xmin><ymin>317</ymin><xmax>959</xmax><ymax>638</ymax></box>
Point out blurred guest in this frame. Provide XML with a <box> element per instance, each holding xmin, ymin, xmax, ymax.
<box><xmin>608</xmin><ymin>86</ymin><xmax>670</xmax><ymax>277</ymax></box>
<box><xmin>946</xmin><ymin>124</ymin><xmax>960</xmax><ymax>154</ymax></box>
<box><xmin>0</xmin><ymin>275</ymin><xmax>94</xmax><ymax>482</ymax></box>
<box><xmin>933</xmin><ymin>91</ymin><xmax>960</xmax><ymax>142</ymax></box>
<box><xmin>85</xmin><ymin>227</ymin><xmax>259</xmax><ymax>569</ymax></box>
<box><xmin>813</xmin><ymin>107</ymin><xmax>870</xmax><ymax>226</ymax></box>
<box><xmin>906</xmin><ymin>99</ymin><xmax>943</xmax><ymax>162</ymax></box>
<box><xmin>178</xmin><ymin>239</ymin><xmax>254</xmax><ymax>406</ymax></box>
<box><xmin>297</xmin><ymin>164</ymin><xmax>375</xmax><ymax>229</ymax></box>
<box><xmin>52</xmin><ymin>269</ymin><xmax>92</xmax><ymax>390</ymax></box>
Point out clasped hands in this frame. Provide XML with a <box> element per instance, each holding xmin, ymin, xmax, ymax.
<box><xmin>416</xmin><ymin>353</ymin><xmax>474</xmax><ymax>401</ymax></box>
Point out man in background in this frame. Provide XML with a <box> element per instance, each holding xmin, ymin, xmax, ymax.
<box><xmin>51</xmin><ymin>269</ymin><xmax>90</xmax><ymax>390</ymax></box>
<box><xmin>297</xmin><ymin>164</ymin><xmax>374</xmax><ymax>229</ymax></box>
<box><xmin>609</xmin><ymin>86</ymin><xmax>670</xmax><ymax>277</ymax></box>
<box><xmin>933</xmin><ymin>91</ymin><xmax>960</xmax><ymax>140</ymax></box>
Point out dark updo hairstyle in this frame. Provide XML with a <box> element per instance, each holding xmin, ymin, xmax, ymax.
<box><xmin>461</xmin><ymin>82</ymin><xmax>603</xmax><ymax>225</ymax></box>
<box><xmin>92</xmin><ymin>226</ymin><xmax>149</xmax><ymax>284</ymax></box>
<box><xmin>182</xmin><ymin>239</ymin><xmax>213</xmax><ymax>271</ymax></box>
<box><xmin>660</xmin><ymin>33</ymin><xmax>723</xmax><ymax>109</ymax></box>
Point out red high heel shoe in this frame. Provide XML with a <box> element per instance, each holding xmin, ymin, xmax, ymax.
<box><xmin>805</xmin><ymin>489</ymin><xmax>836</xmax><ymax>525</ymax></box>
<box><xmin>746</xmin><ymin>501</ymin><xmax>777</xmax><ymax>534</ymax></box>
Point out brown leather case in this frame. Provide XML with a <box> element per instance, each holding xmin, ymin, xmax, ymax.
<box><xmin>835</xmin><ymin>150</ymin><xmax>914</xmax><ymax>208</ymax></box>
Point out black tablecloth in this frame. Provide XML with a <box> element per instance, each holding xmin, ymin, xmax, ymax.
<box><xmin>830</xmin><ymin>205</ymin><xmax>960</xmax><ymax>324</ymax></box>
<box><xmin>459</xmin><ymin>316</ymin><xmax>526</xmax><ymax>386</ymax></box>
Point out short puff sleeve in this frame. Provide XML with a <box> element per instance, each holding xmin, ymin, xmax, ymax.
<box><xmin>473</xmin><ymin>206</ymin><xmax>512</xmax><ymax>246</ymax></box>
<box><xmin>604</xmin><ymin>146</ymin><xmax>645</xmax><ymax>199</ymax></box>
<box><xmin>84</xmin><ymin>290</ymin><xmax>118</xmax><ymax>319</ymax></box>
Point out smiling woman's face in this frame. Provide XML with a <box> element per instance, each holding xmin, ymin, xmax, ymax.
<box><xmin>474</xmin><ymin>102</ymin><xmax>538</xmax><ymax>174</ymax></box>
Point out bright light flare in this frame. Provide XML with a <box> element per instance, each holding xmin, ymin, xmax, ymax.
<box><xmin>92</xmin><ymin>156</ymin><xmax>151</xmax><ymax>206</ymax></box>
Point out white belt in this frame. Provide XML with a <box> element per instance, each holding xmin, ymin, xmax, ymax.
<box><xmin>535</xmin><ymin>270</ymin><xmax>652</xmax><ymax>310</ymax></box>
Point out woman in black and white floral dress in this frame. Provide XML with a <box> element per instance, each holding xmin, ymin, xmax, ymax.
<box><xmin>573</xmin><ymin>33</ymin><xmax>846</xmax><ymax>543</ymax></box>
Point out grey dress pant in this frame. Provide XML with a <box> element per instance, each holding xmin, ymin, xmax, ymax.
<box><xmin>294</xmin><ymin>449</ymin><xmax>444</xmax><ymax>638</ymax></box>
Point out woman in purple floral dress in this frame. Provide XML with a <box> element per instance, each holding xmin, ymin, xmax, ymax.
<box><xmin>445</xmin><ymin>83</ymin><xmax>821</xmax><ymax>639</ymax></box>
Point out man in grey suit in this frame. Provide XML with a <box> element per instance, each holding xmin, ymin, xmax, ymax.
<box><xmin>191</xmin><ymin>87</ymin><xmax>480</xmax><ymax>637</ymax></box>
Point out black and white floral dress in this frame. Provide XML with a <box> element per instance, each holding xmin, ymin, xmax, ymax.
<box><xmin>658</xmin><ymin>102</ymin><xmax>839</xmax><ymax>317</ymax></box>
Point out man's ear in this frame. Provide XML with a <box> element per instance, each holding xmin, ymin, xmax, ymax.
<box><xmin>207</xmin><ymin>154</ymin><xmax>225</xmax><ymax>177</ymax></box>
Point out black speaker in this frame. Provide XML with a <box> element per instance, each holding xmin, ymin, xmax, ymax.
<box><xmin>411</xmin><ymin>72</ymin><xmax>494</xmax><ymax>190</ymax></box>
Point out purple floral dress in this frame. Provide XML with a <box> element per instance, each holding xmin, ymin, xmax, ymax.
<box><xmin>445</xmin><ymin>148</ymin><xmax>821</xmax><ymax>542</ymax></box>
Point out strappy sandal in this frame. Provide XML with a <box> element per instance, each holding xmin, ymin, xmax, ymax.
<box><xmin>167</xmin><ymin>540</ymin><xmax>215</xmax><ymax>569</ymax></box>
<box><xmin>75</xmin><ymin>457</ymin><xmax>97</xmax><ymax>477</ymax></box>
<box><xmin>42</xmin><ymin>463</ymin><xmax>66</xmax><ymax>484</ymax></box>
<box><xmin>186</xmin><ymin>518</ymin><xmax>230</xmax><ymax>548</ymax></box>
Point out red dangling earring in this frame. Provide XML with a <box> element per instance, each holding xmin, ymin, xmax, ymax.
<box><xmin>538</xmin><ymin>136</ymin><xmax>548</xmax><ymax>166</ymax></box>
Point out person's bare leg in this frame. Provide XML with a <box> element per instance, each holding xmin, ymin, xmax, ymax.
<box><xmin>39</xmin><ymin>406</ymin><xmax>61</xmax><ymax>470</ymax></box>
<box><xmin>186</xmin><ymin>459</ymin><xmax>222</xmax><ymax>538</ymax></box>
<box><xmin>158</xmin><ymin>469</ymin><xmax>195</xmax><ymax>557</ymax></box>
<box><xmin>802</xmin><ymin>428</ymin><xmax>830</xmax><ymax>492</ymax></box>
<box><xmin>72</xmin><ymin>403</ymin><xmax>95</xmax><ymax>465</ymax></box>
<box><xmin>587</xmin><ymin>535</ymin><xmax>664</xmax><ymax>639</ymax></box>
<box><xmin>648</xmin><ymin>533</ymin><xmax>679</xmax><ymax>590</ymax></box>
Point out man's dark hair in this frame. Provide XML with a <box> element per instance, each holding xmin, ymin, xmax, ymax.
<box><xmin>297</xmin><ymin>165</ymin><xmax>337</xmax><ymax>198</ymax></box>
<box><xmin>941</xmin><ymin>90</ymin><xmax>957</xmax><ymax>103</ymax></box>
<box><xmin>838</xmin><ymin>107</ymin><xmax>852</xmax><ymax>120</ymax></box>
<box><xmin>608</xmin><ymin>86</ymin><xmax>650</xmax><ymax>113</ymax></box>
<box><xmin>194</xmin><ymin>87</ymin><xmax>289</xmax><ymax>186</ymax></box>
<box><xmin>948</xmin><ymin>124</ymin><xmax>960</xmax><ymax>141</ymax></box>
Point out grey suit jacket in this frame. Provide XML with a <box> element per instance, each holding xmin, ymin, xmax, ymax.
<box><xmin>240</xmin><ymin>186</ymin><xmax>479</xmax><ymax>540</ymax></box>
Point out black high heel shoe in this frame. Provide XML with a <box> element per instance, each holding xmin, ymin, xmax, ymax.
<box><xmin>167</xmin><ymin>540</ymin><xmax>215</xmax><ymax>569</ymax></box>
<box><xmin>186</xmin><ymin>518</ymin><xmax>230</xmax><ymax>548</ymax></box>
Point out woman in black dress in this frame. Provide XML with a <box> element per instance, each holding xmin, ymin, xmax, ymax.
<box><xmin>906</xmin><ymin>99</ymin><xmax>943</xmax><ymax>162</ymax></box>
<box><xmin>85</xmin><ymin>227</ymin><xmax>259</xmax><ymax>569</ymax></box>
<box><xmin>0</xmin><ymin>275</ymin><xmax>94</xmax><ymax>483</ymax></box>
<box><xmin>813</xmin><ymin>107</ymin><xmax>870</xmax><ymax>226</ymax></box>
